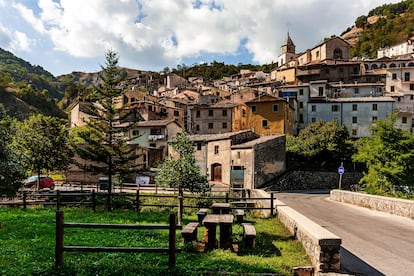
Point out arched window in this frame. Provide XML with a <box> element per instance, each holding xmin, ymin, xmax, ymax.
<box><xmin>380</xmin><ymin>63</ymin><xmax>387</xmax><ymax>69</ymax></box>
<box><xmin>364</xmin><ymin>64</ymin><xmax>369</xmax><ymax>70</ymax></box>
<box><xmin>333</xmin><ymin>48</ymin><xmax>343</xmax><ymax>59</ymax></box>
<box><xmin>408</xmin><ymin>62</ymin><xmax>414</xmax><ymax>67</ymax></box>
<box><xmin>371</xmin><ymin>64</ymin><xmax>378</xmax><ymax>70</ymax></box>
<box><xmin>390</xmin><ymin>63</ymin><xmax>396</xmax><ymax>68</ymax></box>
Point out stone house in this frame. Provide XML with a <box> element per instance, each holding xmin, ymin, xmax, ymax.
<box><xmin>183</xmin><ymin>130</ymin><xmax>286</xmax><ymax>190</ymax></box>
<box><xmin>245</xmin><ymin>95</ymin><xmax>295</xmax><ymax>135</ymax></box>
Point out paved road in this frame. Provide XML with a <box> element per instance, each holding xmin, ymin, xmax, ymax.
<box><xmin>276</xmin><ymin>191</ymin><xmax>414</xmax><ymax>276</ymax></box>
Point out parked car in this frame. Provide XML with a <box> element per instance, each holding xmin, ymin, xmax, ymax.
<box><xmin>24</xmin><ymin>175</ymin><xmax>55</xmax><ymax>190</ymax></box>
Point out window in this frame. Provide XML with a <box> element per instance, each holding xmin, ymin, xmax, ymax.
<box><xmin>352</xmin><ymin>116</ymin><xmax>357</xmax><ymax>124</ymax></box>
<box><xmin>352</xmin><ymin>104</ymin><xmax>357</xmax><ymax>111</ymax></box>
<box><xmin>174</xmin><ymin>110</ymin><xmax>179</xmax><ymax>116</ymax></box>
<box><xmin>262</xmin><ymin>119</ymin><xmax>268</xmax><ymax>128</ymax></box>
<box><xmin>391</xmin><ymin>86</ymin><xmax>395</xmax><ymax>92</ymax></box>
<box><xmin>222</xmin><ymin>110</ymin><xmax>227</xmax><ymax>117</ymax></box>
<box><xmin>237</xmin><ymin>151</ymin><xmax>241</xmax><ymax>159</ymax></box>
<box><xmin>332</xmin><ymin>105</ymin><xmax>339</xmax><ymax>112</ymax></box>
<box><xmin>299</xmin><ymin>102</ymin><xmax>303</xmax><ymax>109</ymax></box>
<box><xmin>197</xmin><ymin>143</ymin><xmax>202</xmax><ymax>150</ymax></box>
<box><xmin>392</xmin><ymin>73</ymin><xmax>397</xmax><ymax>80</ymax></box>
<box><xmin>150</xmin><ymin>128</ymin><xmax>161</xmax><ymax>135</ymax></box>
<box><xmin>352</xmin><ymin>129</ymin><xmax>357</xmax><ymax>136</ymax></box>
<box><xmin>311</xmin><ymin>117</ymin><xmax>316</xmax><ymax>123</ymax></box>
<box><xmin>214</xmin><ymin>145</ymin><xmax>219</xmax><ymax>154</ymax></box>
<box><xmin>372</xmin><ymin>104</ymin><xmax>378</xmax><ymax>111</ymax></box>
<box><xmin>196</xmin><ymin>124</ymin><xmax>200</xmax><ymax>131</ymax></box>
<box><xmin>148</xmin><ymin>106</ymin><xmax>153</xmax><ymax>111</ymax></box>
<box><xmin>316</xmin><ymin>51</ymin><xmax>320</xmax><ymax>58</ymax></box>
<box><xmin>132</xmin><ymin>130</ymin><xmax>139</xmax><ymax>136</ymax></box>
<box><xmin>325</xmin><ymin>68</ymin><xmax>329</xmax><ymax>74</ymax></box>
<box><xmin>398</xmin><ymin>97</ymin><xmax>401</xmax><ymax>102</ymax></box>
<box><xmin>318</xmin><ymin>87</ymin><xmax>324</xmax><ymax>96</ymax></box>
<box><xmin>196</xmin><ymin>110</ymin><xmax>200</xmax><ymax>118</ymax></box>
<box><xmin>402</xmin><ymin>117</ymin><xmax>407</xmax><ymax>124</ymax></box>
<box><xmin>311</xmin><ymin>105</ymin><xmax>316</xmax><ymax>112</ymax></box>
<box><xmin>272</xmin><ymin>104</ymin><xmax>279</xmax><ymax>112</ymax></box>
<box><xmin>222</xmin><ymin>122</ymin><xmax>227</xmax><ymax>129</ymax></box>
<box><xmin>410</xmin><ymin>84</ymin><xmax>414</xmax><ymax>91</ymax></box>
<box><xmin>149</xmin><ymin>143</ymin><xmax>156</xmax><ymax>148</ymax></box>
<box><xmin>242</xmin><ymin>109</ymin><xmax>246</xmax><ymax>117</ymax></box>
<box><xmin>339</xmin><ymin>68</ymin><xmax>344</xmax><ymax>73</ymax></box>
<box><xmin>299</xmin><ymin>89</ymin><xmax>304</xmax><ymax>96</ymax></box>
<box><xmin>404</xmin><ymin>72</ymin><xmax>410</xmax><ymax>81</ymax></box>
<box><xmin>354</xmin><ymin>88</ymin><xmax>359</xmax><ymax>94</ymax></box>
<box><xmin>372</xmin><ymin>116</ymin><xmax>377</xmax><ymax>122</ymax></box>
<box><xmin>411</xmin><ymin>95</ymin><xmax>414</xmax><ymax>100</ymax></box>
<box><xmin>208</xmin><ymin>123</ymin><xmax>213</xmax><ymax>129</ymax></box>
<box><xmin>251</xmin><ymin>105</ymin><xmax>257</xmax><ymax>113</ymax></box>
<box><xmin>208</xmin><ymin>110</ymin><xmax>213</xmax><ymax>116</ymax></box>
<box><xmin>299</xmin><ymin>114</ymin><xmax>304</xmax><ymax>123</ymax></box>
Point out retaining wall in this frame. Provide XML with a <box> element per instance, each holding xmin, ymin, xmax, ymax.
<box><xmin>330</xmin><ymin>190</ymin><xmax>414</xmax><ymax>219</ymax></box>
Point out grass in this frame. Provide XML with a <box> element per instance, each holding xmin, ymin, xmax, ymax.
<box><xmin>0</xmin><ymin>206</ymin><xmax>311</xmax><ymax>275</ymax></box>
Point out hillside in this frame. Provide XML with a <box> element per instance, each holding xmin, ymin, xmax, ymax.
<box><xmin>341</xmin><ymin>0</ymin><xmax>414</xmax><ymax>58</ymax></box>
<box><xmin>0</xmin><ymin>48</ymin><xmax>66</xmax><ymax>119</ymax></box>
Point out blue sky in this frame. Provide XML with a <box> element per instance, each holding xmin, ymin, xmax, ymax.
<box><xmin>0</xmin><ymin>0</ymin><xmax>401</xmax><ymax>76</ymax></box>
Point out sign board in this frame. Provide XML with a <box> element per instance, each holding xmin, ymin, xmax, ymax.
<box><xmin>280</xmin><ymin>91</ymin><xmax>298</xmax><ymax>97</ymax></box>
<box><xmin>338</xmin><ymin>166</ymin><xmax>345</xmax><ymax>175</ymax></box>
<box><xmin>135</xmin><ymin>176</ymin><xmax>150</xmax><ymax>185</ymax></box>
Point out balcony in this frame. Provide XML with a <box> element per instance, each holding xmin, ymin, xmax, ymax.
<box><xmin>148</xmin><ymin>135</ymin><xmax>166</xmax><ymax>141</ymax></box>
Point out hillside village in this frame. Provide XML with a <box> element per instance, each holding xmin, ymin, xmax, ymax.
<box><xmin>67</xmin><ymin>32</ymin><xmax>414</xmax><ymax>189</ymax></box>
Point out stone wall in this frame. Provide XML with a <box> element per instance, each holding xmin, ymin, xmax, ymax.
<box><xmin>330</xmin><ymin>190</ymin><xmax>414</xmax><ymax>219</ymax></box>
<box><xmin>267</xmin><ymin>171</ymin><xmax>363</xmax><ymax>191</ymax></box>
<box><xmin>276</xmin><ymin>200</ymin><xmax>341</xmax><ymax>274</ymax></box>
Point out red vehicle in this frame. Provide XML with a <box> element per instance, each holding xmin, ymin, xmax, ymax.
<box><xmin>24</xmin><ymin>175</ymin><xmax>55</xmax><ymax>190</ymax></box>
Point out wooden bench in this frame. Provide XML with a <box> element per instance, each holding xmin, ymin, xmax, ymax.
<box><xmin>197</xmin><ymin>208</ymin><xmax>208</xmax><ymax>224</ymax></box>
<box><xmin>242</xmin><ymin>223</ymin><xmax>256</xmax><ymax>248</ymax></box>
<box><xmin>235</xmin><ymin>209</ymin><xmax>245</xmax><ymax>223</ymax></box>
<box><xmin>181</xmin><ymin>222</ymin><xmax>199</xmax><ymax>244</ymax></box>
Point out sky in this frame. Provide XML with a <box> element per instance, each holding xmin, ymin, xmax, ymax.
<box><xmin>0</xmin><ymin>0</ymin><xmax>402</xmax><ymax>76</ymax></box>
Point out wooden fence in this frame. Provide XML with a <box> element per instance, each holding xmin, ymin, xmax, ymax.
<box><xmin>55</xmin><ymin>211</ymin><xmax>181</xmax><ymax>268</ymax></box>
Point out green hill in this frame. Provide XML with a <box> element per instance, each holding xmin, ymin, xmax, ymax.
<box><xmin>0</xmin><ymin>48</ymin><xmax>66</xmax><ymax>120</ymax></box>
<box><xmin>342</xmin><ymin>0</ymin><xmax>414</xmax><ymax>58</ymax></box>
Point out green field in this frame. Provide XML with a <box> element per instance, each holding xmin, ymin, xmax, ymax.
<box><xmin>0</xmin><ymin>206</ymin><xmax>311</xmax><ymax>275</ymax></box>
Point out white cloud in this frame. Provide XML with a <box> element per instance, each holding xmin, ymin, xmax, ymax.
<box><xmin>0</xmin><ymin>0</ymin><xmax>404</xmax><ymax>75</ymax></box>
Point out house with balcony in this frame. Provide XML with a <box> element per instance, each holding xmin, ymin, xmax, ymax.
<box><xmin>129</xmin><ymin>119</ymin><xmax>182</xmax><ymax>166</ymax></box>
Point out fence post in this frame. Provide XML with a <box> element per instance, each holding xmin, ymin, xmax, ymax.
<box><xmin>23</xmin><ymin>191</ymin><xmax>27</xmax><ymax>209</ymax></box>
<box><xmin>270</xmin><ymin>192</ymin><xmax>274</xmax><ymax>217</ymax></box>
<box><xmin>135</xmin><ymin>190</ymin><xmax>140</xmax><ymax>213</ymax></box>
<box><xmin>92</xmin><ymin>190</ymin><xmax>96</xmax><ymax>212</ymax></box>
<box><xmin>55</xmin><ymin>210</ymin><xmax>64</xmax><ymax>266</ymax></box>
<box><xmin>56</xmin><ymin>190</ymin><xmax>61</xmax><ymax>211</ymax></box>
<box><xmin>225</xmin><ymin>193</ymin><xmax>229</xmax><ymax>203</ymax></box>
<box><xmin>177</xmin><ymin>195</ymin><xmax>183</xmax><ymax>226</ymax></box>
<box><xmin>168</xmin><ymin>213</ymin><xmax>176</xmax><ymax>268</ymax></box>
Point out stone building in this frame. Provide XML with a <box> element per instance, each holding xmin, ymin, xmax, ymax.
<box><xmin>184</xmin><ymin>130</ymin><xmax>286</xmax><ymax>190</ymax></box>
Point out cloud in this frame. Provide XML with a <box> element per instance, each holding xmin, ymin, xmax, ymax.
<box><xmin>0</xmin><ymin>0</ymin><xmax>403</xmax><ymax>75</ymax></box>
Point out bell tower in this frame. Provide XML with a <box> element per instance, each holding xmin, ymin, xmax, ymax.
<box><xmin>278</xmin><ymin>32</ymin><xmax>296</xmax><ymax>67</ymax></box>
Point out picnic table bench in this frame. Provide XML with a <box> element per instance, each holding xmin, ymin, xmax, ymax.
<box><xmin>181</xmin><ymin>222</ymin><xmax>199</xmax><ymax>244</ymax></box>
<box><xmin>242</xmin><ymin>223</ymin><xmax>256</xmax><ymax>248</ymax></box>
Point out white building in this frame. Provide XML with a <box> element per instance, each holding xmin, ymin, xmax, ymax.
<box><xmin>377</xmin><ymin>40</ymin><xmax>414</xmax><ymax>58</ymax></box>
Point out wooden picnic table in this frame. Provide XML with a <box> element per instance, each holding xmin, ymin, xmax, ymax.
<box><xmin>210</xmin><ymin>202</ymin><xmax>231</xmax><ymax>214</ymax></box>
<box><xmin>202</xmin><ymin>214</ymin><xmax>234</xmax><ymax>250</ymax></box>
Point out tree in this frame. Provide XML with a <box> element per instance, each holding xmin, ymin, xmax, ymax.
<box><xmin>155</xmin><ymin>131</ymin><xmax>210</xmax><ymax>195</ymax></box>
<box><xmin>73</xmin><ymin>50</ymin><xmax>142</xmax><ymax>210</ymax></box>
<box><xmin>0</xmin><ymin>109</ymin><xmax>25</xmax><ymax>197</ymax></box>
<box><xmin>352</xmin><ymin>114</ymin><xmax>414</xmax><ymax>195</ymax></box>
<box><xmin>287</xmin><ymin>119</ymin><xmax>349</xmax><ymax>165</ymax></box>
<box><xmin>12</xmin><ymin>114</ymin><xmax>73</xmax><ymax>190</ymax></box>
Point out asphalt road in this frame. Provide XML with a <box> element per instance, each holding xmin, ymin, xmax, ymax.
<box><xmin>275</xmin><ymin>191</ymin><xmax>414</xmax><ymax>276</ymax></box>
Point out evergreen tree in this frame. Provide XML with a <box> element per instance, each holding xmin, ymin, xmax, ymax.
<box><xmin>73</xmin><ymin>50</ymin><xmax>142</xmax><ymax>210</ymax></box>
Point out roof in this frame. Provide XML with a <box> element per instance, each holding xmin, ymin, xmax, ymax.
<box><xmin>137</xmin><ymin>119</ymin><xmax>181</xmax><ymax>127</ymax></box>
<box><xmin>189</xmin><ymin>130</ymin><xmax>253</xmax><ymax>142</ymax></box>
<box><xmin>245</xmin><ymin>95</ymin><xmax>286</xmax><ymax>103</ymax></box>
<box><xmin>231</xmin><ymin>134</ymin><xmax>285</xmax><ymax>149</ymax></box>
<box><xmin>309</xmin><ymin>96</ymin><xmax>395</xmax><ymax>103</ymax></box>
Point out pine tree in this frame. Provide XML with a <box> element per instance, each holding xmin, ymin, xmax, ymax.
<box><xmin>74</xmin><ymin>50</ymin><xmax>143</xmax><ymax>210</ymax></box>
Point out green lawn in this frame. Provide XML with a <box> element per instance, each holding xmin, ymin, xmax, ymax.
<box><xmin>0</xmin><ymin>206</ymin><xmax>310</xmax><ymax>275</ymax></box>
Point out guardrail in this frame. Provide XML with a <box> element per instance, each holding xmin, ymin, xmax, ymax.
<box><xmin>55</xmin><ymin>211</ymin><xmax>181</xmax><ymax>268</ymax></box>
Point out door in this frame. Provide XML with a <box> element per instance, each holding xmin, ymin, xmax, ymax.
<box><xmin>212</xmin><ymin>163</ymin><xmax>222</xmax><ymax>182</ymax></box>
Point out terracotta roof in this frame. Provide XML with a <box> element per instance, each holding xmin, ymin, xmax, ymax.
<box><xmin>231</xmin><ymin>134</ymin><xmax>284</xmax><ymax>149</ymax></box>
<box><xmin>137</xmin><ymin>119</ymin><xmax>180</xmax><ymax>127</ymax></box>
